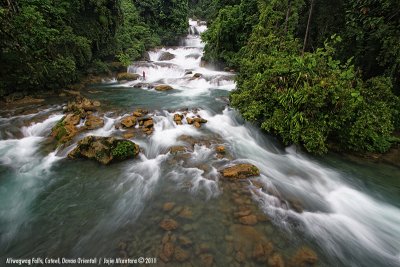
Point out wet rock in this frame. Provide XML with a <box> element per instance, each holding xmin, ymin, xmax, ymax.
<box><xmin>200</xmin><ymin>254</ymin><xmax>214</xmax><ymax>267</ymax></box>
<box><xmin>160</xmin><ymin>242</ymin><xmax>175</xmax><ymax>262</ymax></box>
<box><xmin>170</xmin><ymin>146</ymin><xmax>186</xmax><ymax>154</ymax></box>
<box><xmin>51</xmin><ymin>116</ymin><xmax>79</xmax><ymax>144</ymax></box>
<box><xmin>121</xmin><ymin>116</ymin><xmax>137</xmax><ymax>128</ymax></box>
<box><xmin>155</xmin><ymin>84</ymin><xmax>174</xmax><ymax>91</ymax></box>
<box><xmin>178</xmin><ymin>206</ymin><xmax>193</xmax><ymax>219</ymax></box>
<box><xmin>68</xmin><ymin>136</ymin><xmax>140</xmax><ymax>164</ymax></box>
<box><xmin>141</xmin><ymin>52</ymin><xmax>150</xmax><ymax>61</ymax></box>
<box><xmin>288</xmin><ymin>199</ymin><xmax>303</xmax><ymax>213</ymax></box>
<box><xmin>133</xmin><ymin>83</ymin><xmax>150</xmax><ymax>89</ymax></box>
<box><xmin>64</xmin><ymin>114</ymin><xmax>81</xmax><ymax>125</ymax></box>
<box><xmin>66</xmin><ymin>96</ymin><xmax>100</xmax><ymax>113</ymax></box>
<box><xmin>178</xmin><ymin>235</ymin><xmax>193</xmax><ymax>247</ymax></box>
<box><xmin>194</xmin><ymin>117</ymin><xmax>207</xmax><ymax>124</ymax></box>
<box><xmin>132</xmin><ymin>111</ymin><xmax>143</xmax><ymax>117</ymax></box>
<box><xmin>85</xmin><ymin>114</ymin><xmax>104</xmax><ymax>130</ymax></box>
<box><xmin>234</xmin><ymin>209</ymin><xmax>252</xmax><ymax>218</ymax></box>
<box><xmin>239</xmin><ymin>215</ymin><xmax>258</xmax><ymax>225</ymax></box>
<box><xmin>185</xmin><ymin>71</ymin><xmax>193</xmax><ymax>75</ymax></box>
<box><xmin>174</xmin><ymin>247</ymin><xmax>190</xmax><ymax>262</ymax></box>
<box><xmin>143</xmin><ymin>118</ymin><xmax>154</xmax><ymax>128</ymax></box>
<box><xmin>158</xmin><ymin>51</ymin><xmax>175</xmax><ymax>61</ymax></box>
<box><xmin>173</xmin><ymin>114</ymin><xmax>184</xmax><ymax>125</ymax></box>
<box><xmin>192</xmin><ymin>73</ymin><xmax>202</xmax><ymax>79</ymax></box>
<box><xmin>252</xmin><ymin>242</ymin><xmax>274</xmax><ymax>262</ymax></box>
<box><xmin>216</xmin><ymin>145</ymin><xmax>226</xmax><ymax>153</ymax></box>
<box><xmin>122</xmin><ymin>132</ymin><xmax>134</xmax><ymax>139</ymax></box>
<box><xmin>221</xmin><ymin>164</ymin><xmax>260</xmax><ymax>179</ymax></box>
<box><xmin>291</xmin><ymin>247</ymin><xmax>318</xmax><ymax>266</ymax></box>
<box><xmin>162</xmin><ymin>231</ymin><xmax>172</xmax><ymax>244</ymax></box>
<box><xmin>196</xmin><ymin>243</ymin><xmax>211</xmax><ymax>255</ymax></box>
<box><xmin>163</xmin><ymin>202</ymin><xmax>176</xmax><ymax>212</ymax></box>
<box><xmin>268</xmin><ymin>253</ymin><xmax>285</xmax><ymax>267</ymax></box>
<box><xmin>159</xmin><ymin>219</ymin><xmax>179</xmax><ymax>231</ymax></box>
<box><xmin>186</xmin><ymin>117</ymin><xmax>194</xmax><ymax>124</ymax></box>
<box><xmin>117</xmin><ymin>72</ymin><xmax>140</xmax><ymax>81</ymax></box>
<box><xmin>194</xmin><ymin>121</ymin><xmax>201</xmax><ymax>128</ymax></box>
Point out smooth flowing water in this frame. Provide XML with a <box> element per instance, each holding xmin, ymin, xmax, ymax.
<box><xmin>0</xmin><ymin>19</ymin><xmax>399</xmax><ymax>267</ymax></box>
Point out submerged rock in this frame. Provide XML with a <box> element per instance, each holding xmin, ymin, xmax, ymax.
<box><xmin>174</xmin><ymin>247</ymin><xmax>190</xmax><ymax>262</ymax></box>
<box><xmin>160</xmin><ymin>242</ymin><xmax>175</xmax><ymax>262</ymax></box>
<box><xmin>239</xmin><ymin>215</ymin><xmax>258</xmax><ymax>225</ymax></box>
<box><xmin>68</xmin><ymin>136</ymin><xmax>139</xmax><ymax>165</ymax></box>
<box><xmin>268</xmin><ymin>253</ymin><xmax>285</xmax><ymax>267</ymax></box>
<box><xmin>158</xmin><ymin>51</ymin><xmax>175</xmax><ymax>61</ymax></box>
<box><xmin>160</xmin><ymin>218</ymin><xmax>179</xmax><ymax>231</ymax></box>
<box><xmin>169</xmin><ymin>146</ymin><xmax>186</xmax><ymax>154</ymax></box>
<box><xmin>155</xmin><ymin>84</ymin><xmax>173</xmax><ymax>91</ymax></box>
<box><xmin>221</xmin><ymin>164</ymin><xmax>260</xmax><ymax>179</ymax></box>
<box><xmin>291</xmin><ymin>247</ymin><xmax>318</xmax><ymax>266</ymax></box>
<box><xmin>116</xmin><ymin>72</ymin><xmax>140</xmax><ymax>81</ymax></box>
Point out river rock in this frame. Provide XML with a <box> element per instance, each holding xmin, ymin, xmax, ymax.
<box><xmin>133</xmin><ymin>111</ymin><xmax>143</xmax><ymax>117</ymax></box>
<box><xmin>158</xmin><ymin>51</ymin><xmax>175</xmax><ymax>61</ymax></box>
<box><xmin>174</xmin><ymin>114</ymin><xmax>184</xmax><ymax>125</ymax></box>
<box><xmin>239</xmin><ymin>215</ymin><xmax>258</xmax><ymax>225</ymax></box>
<box><xmin>84</xmin><ymin>114</ymin><xmax>104</xmax><ymax>130</ymax></box>
<box><xmin>178</xmin><ymin>235</ymin><xmax>193</xmax><ymax>247</ymax></box>
<box><xmin>186</xmin><ymin>117</ymin><xmax>194</xmax><ymax>124</ymax></box>
<box><xmin>117</xmin><ymin>72</ymin><xmax>140</xmax><ymax>81</ymax></box>
<box><xmin>51</xmin><ymin>119</ymin><xmax>78</xmax><ymax>144</ymax></box>
<box><xmin>216</xmin><ymin>145</ymin><xmax>226</xmax><ymax>153</ymax></box>
<box><xmin>194</xmin><ymin>121</ymin><xmax>201</xmax><ymax>128</ymax></box>
<box><xmin>163</xmin><ymin>202</ymin><xmax>176</xmax><ymax>212</ymax></box>
<box><xmin>122</xmin><ymin>132</ymin><xmax>135</xmax><ymax>139</ymax></box>
<box><xmin>235</xmin><ymin>251</ymin><xmax>246</xmax><ymax>263</ymax></box>
<box><xmin>170</xmin><ymin>146</ymin><xmax>186</xmax><ymax>154</ymax></box>
<box><xmin>160</xmin><ymin>219</ymin><xmax>179</xmax><ymax>231</ymax></box>
<box><xmin>155</xmin><ymin>84</ymin><xmax>173</xmax><ymax>91</ymax></box>
<box><xmin>221</xmin><ymin>164</ymin><xmax>260</xmax><ymax>179</ymax></box>
<box><xmin>199</xmin><ymin>254</ymin><xmax>214</xmax><ymax>267</ymax></box>
<box><xmin>193</xmin><ymin>73</ymin><xmax>202</xmax><ymax>78</ymax></box>
<box><xmin>66</xmin><ymin>97</ymin><xmax>100</xmax><ymax>113</ymax></box>
<box><xmin>174</xmin><ymin>247</ymin><xmax>190</xmax><ymax>262</ymax></box>
<box><xmin>291</xmin><ymin>247</ymin><xmax>318</xmax><ymax>266</ymax></box>
<box><xmin>121</xmin><ymin>116</ymin><xmax>137</xmax><ymax>128</ymax></box>
<box><xmin>178</xmin><ymin>206</ymin><xmax>193</xmax><ymax>219</ymax></box>
<box><xmin>268</xmin><ymin>253</ymin><xmax>285</xmax><ymax>267</ymax></box>
<box><xmin>160</xmin><ymin>242</ymin><xmax>175</xmax><ymax>262</ymax></box>
<box><xmin>68</xmin><ymin>136</ymin><xmax>140</xmax><ymax>165</ymax></box>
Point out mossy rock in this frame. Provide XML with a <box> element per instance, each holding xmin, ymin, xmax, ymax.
<box><xmin>221</xmin><ymin>164</ymin><xmax>260</xmax><ymax>179</ymax></box>
<box><xmin>68</xmin><ymin>136</ymin><xmax>139</xmax><ymax>165</ymax></box>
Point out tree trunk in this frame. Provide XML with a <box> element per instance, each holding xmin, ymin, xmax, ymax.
<box><xmin>284</xmin><ymin>0</ymin><xmax>292</xmax><ymax>34</ymax></box>
<box><xmin>302</xmin><ymin>0</ymin><xmax>315</xmax><ymax>55</ymax></box>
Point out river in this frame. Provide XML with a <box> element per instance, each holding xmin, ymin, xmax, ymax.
<box><xmin>0</xmin><ymin>19</ymin><xmax>399</xmax><ymax>267</ymax></box>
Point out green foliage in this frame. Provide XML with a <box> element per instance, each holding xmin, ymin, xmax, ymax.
<box><xmin>133</xmin><ymin>0</ymin><xmax>189</xmax><ymax>45</ymax></box>
<box><xmin>201</xmin><ymin>0</ymin><xmax>259</xmax><ymax>67</ymax></box>
<box><xmin>0</xmin><ymin>0</ymin><xmax>120</xmax><ymax>95</ymax></box>
<box><xmin>112</xmin><ymin>141</ymin><xmax>136</xmax><ymax>160</ymax></box>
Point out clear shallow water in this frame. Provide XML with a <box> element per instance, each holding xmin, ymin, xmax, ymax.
<box><xmin>0</xmin><ymin>19</ymin><xmax>399</xmax><ymax>267</ymax></box>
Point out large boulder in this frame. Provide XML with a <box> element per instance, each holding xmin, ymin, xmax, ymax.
<box><xmin>155</xmin><ymin>84</ymin><xmax>173</xmax><ymax>91</ymax></box>
<box><xmin>185</xmin><ymin>53</ymin><xmax>202</xmax><ymax>60</ymax></box>
<box><xmin>158</xmin><ymin>51</ymin><xmax>175</xmax><ymax>61</ymax></box>
<box><xmin>116</xmin><ymin>72</ymin><xmax>140</xmax><ymax>81</ymax></box>
<box><xmin>68</xmin><ymin>136</ymin><xmax>140</xmax><ymax>165</ymax></box>
<box><xmin>221</xmin><ymin>164</ymin><xmax>260</xmax><ymax>179</ymax></box>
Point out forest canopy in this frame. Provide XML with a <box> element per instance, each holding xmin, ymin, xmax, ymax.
<box><xmin>0</xmin><ymin>0</ymin><xmax>188</xmax><ymax>96</ymax></box>
<box><xmin>196</xmin><ymin>0</ymin><xmax>400</xmax><ymax>154</ymax></box>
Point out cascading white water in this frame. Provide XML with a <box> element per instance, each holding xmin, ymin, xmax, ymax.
<box><xmin>1</xmin><ymin>19</ymin><xmax>399</xmax><ymax>267</ymax></box>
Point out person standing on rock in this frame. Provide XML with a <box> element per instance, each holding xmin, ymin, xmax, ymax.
<box><xmin>143</xmin><ymin>71</ymin><xmax>146</xmax><ymax>80</ymax></box>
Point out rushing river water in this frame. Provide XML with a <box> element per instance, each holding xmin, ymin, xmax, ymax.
<box><xmin>0</xmin><ymin>19</ymin><xmax>399</xmax><ymax>267</ymax></box>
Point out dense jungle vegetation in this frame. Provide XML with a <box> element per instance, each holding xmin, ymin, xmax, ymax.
<box><xmin>193</xmin><ymin>0</ymin><xmax>400</xmax><ymax>154</ymax></box>
<box><xmin>0</xmin><ymin>0</ymin><xmax>188</xmax><ymax>96</ymax></box>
